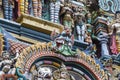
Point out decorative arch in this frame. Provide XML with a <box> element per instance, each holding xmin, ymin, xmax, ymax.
<box><xmin>15</xmin><ymin>42</ymin><xmax>107</xmax><ymax>80</ymax></box>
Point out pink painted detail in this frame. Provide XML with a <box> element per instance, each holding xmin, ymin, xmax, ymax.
<box><xmin>110</xmin><ymin>35</ymin><xmax>118</xmax><ymax>54</ymax></box>
<box><xmin>44</xmin><ymin>61</ymin><xmax>52</xmax><ymax>64</ymax></box>
<box><xmin>84</xmin><ymin>74</ymin><xmax>91</xmax><ymax>80</ymax></box>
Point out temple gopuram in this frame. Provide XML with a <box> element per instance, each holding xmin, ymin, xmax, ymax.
<box><xmin>0</xmin><ymin>0</ymin><xmax>120</xmax><ymax>80</ymax></box>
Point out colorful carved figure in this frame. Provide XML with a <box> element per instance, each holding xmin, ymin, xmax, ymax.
<box><xmin>52</xmin><ymin>63</ymin><xmax>75</xmax><ymax>80</ymax></box>
<box><xmin>19</xmin><ymin>0</ymin><xmax>25</xmax><ymax>15</ymax></box>
<box><xmin>17</xmin><ymin>0</ymin><xmax>28</xmax><ymax>16</ymax></box>
<box><xmin>110</xmin><ymin>11</ymin><xmax>120</xmax><ymax>54</ymax></box>
<box><xmin>3</xmin><ymin>0</ymin><xmax>14</xmax><ymax>20</ymax></box>
<box><xmin>24</xmin><ymin>0</ymin><xmax>28</xmax><ymax>14</ymax></box>
<box><xmin>60</xmin><ymin>0</ymin><xmax>74</xmax><ymax>29</ymax></box>
<box><xmin>85</xmin><ymin>12</ymin><xmax>92</xmax><ymax>24</ymax></box>
<box><xmin>32</xmin><ymin>0</ymin><xmax>42</xmax><ymax>18</ymax></box>
<box><xmin>50</xmin><ymin>0</ymin><xmax>61</xmax><ymax>23</ymax></box>
<box><xmin>0</xmin><ymin>51</ymin><xmax>19</xmax><ymax>80</ymax></box>
<box><xmin>85</xmin><ymin>13</ymin><xmax>93</xmax><ymax>44</ymax></box>
<box><xmin>110</xmin><ymin>27</ymin><xmax>118</xmax><ymax>55</ymax></box>
<box><xmin>62</xmin><ymin>8</ymin><xmax>74</xmax><ymax>29</ymax></box>
<box><xmin>37</xmin><ymin>66</ymin><xmax>52</xmax><ymax>80</ymax></box>
<box><xmin>0</xmin><ymin>1</ymin><xmax>3</xmax><ymax>18</ymax></box>
<box><xmin>75</xmin><ymin>14</ymin><xmax>87</xmax><ymax>42</ymax></box>
<box><xmin>51</xmin><ymin>27</ymin><xmax>75</xmax><ymax>56</ymax></box>
<box><xmin>16</xmin><ymin>67</ymin><xmax>27</xmax><ymax>80</ymax></box>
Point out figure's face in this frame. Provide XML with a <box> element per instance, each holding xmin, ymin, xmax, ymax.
<box><xmin>65</xmin><ymin>28</ymin><xmax>71</xmax><ymax>35</ymax></box>
<box><xmin>38</xmin><ymin>67</ymin><xmax>52</xmax><ymax>78</ymax></box>
<box><xmin>78</xmin><ymin>7</ymin><xmax>83</xmax><ymax>12</ymax></box>
<box><xmin>116</xmin><ymin>13</ymin><xmax>120</xmax><ymax>19</ymax></box>
<box><xmin>60</xmin><ymin>71</ymin><xmax>68</xmax><ymax>78</ymax></box>
<box><xmin>87</xmin><ymin>13</ymin><xmax>91</xmax><ymax>18</ymax></box>
<box><xmin>78</xmin><ymin>16</ymin><xmax>82</xmax><ymax>20</ymax></box>
<box><xmin>3</xmin><ymin>54</ymin><xmax>9</xmax><ymax>59</ymax></box>
<box><xmin>77</xmin><ymin>16</ymin><xmax>83</xmax><ymax>23</ymax></box>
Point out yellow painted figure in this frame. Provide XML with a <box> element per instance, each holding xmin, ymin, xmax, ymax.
<box><xmin>24</xmin><ymin>0</ymin><xmax>28</xmax><ymax>14</ymax></box>
<box><xmin>19</xmin><ymin>0</ymin><xmax>28</xmax><ymax>15</ymax></box>
<box><xmin>3</xmin><ymin>0</ymin><xmax>14</xmax><ymax>20</ymax></box>
<box><xmin>0</xmin><ymin>1</ymin><xmax>3</xmax><ymax>18</ymax></box>
<box><xmin>116</xmin><ymin>36</ymin><xmax>120</xmax><ymax>53</ymax></box>
<box><xmin>20</xmin><ymin>0</ymin><xmax>25</xmax><ymax>14</ymax></box>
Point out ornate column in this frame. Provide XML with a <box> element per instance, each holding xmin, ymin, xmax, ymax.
<box><xmin>93</xmin><ymin>17</ymin><xmax>110</xmax><ymax>57</ymax></box>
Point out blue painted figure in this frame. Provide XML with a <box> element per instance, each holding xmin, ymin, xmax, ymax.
<box><xmin>3</xmin><ymin>0</ymin><xmax>14</xmax><ymax>20</ymax></box>
<box><xmin>50</xmin><ymin>0</ymin><xmax>61</xmax><ymax>23</ymax></box>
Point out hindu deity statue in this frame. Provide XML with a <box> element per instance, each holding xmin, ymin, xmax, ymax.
<box><xmin>60</xmin><ymin>0</ymin><xmax>74</xmax><ymax>29</ymax></box>
<box><xmin>50</xmin><ymin>0</ymin><xmax>61</xmax><ymax>23</ymax></box>
<box><xmin>61</xmin><ymin>8</ymin><xmax>74</xmax><ymax>29</ymax></box>
<box><xmin>28</xmin><ymin>65</ymin><xmax>52</xmax><ymax>80</ymax></box>
<box><xmin>110</xmin><ymin>11</ymin><xmax>120</xmax><ymax>54</ymax></box>
<box><xmin>0</xmin><ymin>0</ymin><xmax>3</xmax><ymax>18</ymax></box>
<box><xmin>3</xmin><ymin>0</ymin><xmax>14</xmax><ymax>20</ymax></box>
<box><xmin>84</xmin><ymin>12</ymin><xmax>93</xmax><ymax>44</ymax></box>
<box><xmin>52</xmin><ymin>63</ymin><xmax>75</xmax><ymax>80</ymax></box>
<box><xmin>74</xmin><ymin>13</ymin><xmax>87</xmax><ymax>42</ymax></box>
<box><xmin>17</xmin><ymin>0</ymin><xmax>28</xmax><ymax>17</ymax></box>
<box><xmin>0</xmin><ymin>51</ymin><xmax>19</xmax><ymax>80</ymax></box>
<box><xmin>37</xmin><ymin>66</ymin><xmax>52</xmax><ymax>80</ymax></box>
<box><xmin>32</xmin><ymin>0</ymin><xmax>42</xmax><ymax>18</ymax></box>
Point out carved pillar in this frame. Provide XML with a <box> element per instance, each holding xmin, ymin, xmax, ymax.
<box><xmin>93</xmin><ymin>17</ymin><xmax>110</xmax><ymax>56</ymax></box>
<box><xmin>100</xmin><ymin>36</ymin><xmax>109</xmax><ymax>56</ymax></box>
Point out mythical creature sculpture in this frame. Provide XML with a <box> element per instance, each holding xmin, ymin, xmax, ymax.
<box><xmin>51</xmin><ymin>27</ymin><xmax>75</xmax><ymax>56</ymax></box>
<box><xmin>37</xmin><ymin>66</ymin><xmax>52</xmax><ymax>80</ymax></box>
<box><xmin>28</xmin><ymin>65</ymin><xmax>52</xmax><ymax>80</ymax></box>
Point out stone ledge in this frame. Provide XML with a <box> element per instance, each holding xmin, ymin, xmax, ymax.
<box><xmin>17</xmin><ymin>14</ymin><xmax>64</xmax><ymax>34</ymax></box>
